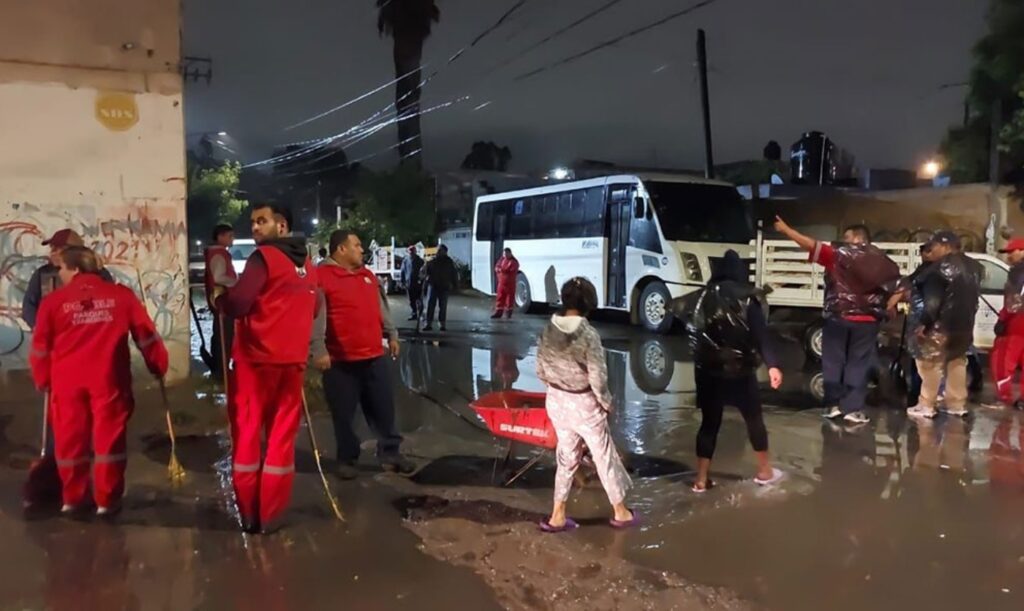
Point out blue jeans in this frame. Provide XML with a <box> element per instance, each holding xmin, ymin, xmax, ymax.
<box><xmin>822</xmin><ymin>318</ymin><xmax>880</xmax><ymax>414</ymax></box>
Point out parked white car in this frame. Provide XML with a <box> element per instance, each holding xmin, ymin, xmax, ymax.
<box><xmin>229</xmin><ymin>239</ymin><xmax>257</xmax><ymax>275</ymax></box>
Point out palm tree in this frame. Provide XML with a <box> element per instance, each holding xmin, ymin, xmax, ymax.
<box><xmin>377</xmin><ymin>0</ymin><xmax>440</xmax><ymax>168</ymax></box>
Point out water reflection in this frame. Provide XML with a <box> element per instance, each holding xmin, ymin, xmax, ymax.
<box><xmin>394</xmin><ymin>330</ymin><xmax>1024</xmax><ymax>610</ymax></box>
<box><xmin>27</xmin><ymin>523</ymin><xmax>139</xmax><ymax>610</ymax></box>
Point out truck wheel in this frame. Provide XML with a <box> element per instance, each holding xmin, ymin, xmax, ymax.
<box><xmin>515</xmin><ymin>273</ymin><xmax>535</xmax><ymax>314</ymax></box>
<box><xmin>804</xmin><ymin>320</ymin><xmax>824</xmax><ymax>362</ymax></box>
<box><xmin>638</xmin><ymin>282</ymin><xmax>673</xmax><ymax>334</ymax></box>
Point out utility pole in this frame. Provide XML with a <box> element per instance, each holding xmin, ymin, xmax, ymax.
<box><xmin>989</xmin><ymin>99</ymin><xmax>1002</xmax><ymax>185</ymax></box>
<box><xmin>989</xmin><ymin>99</ymin><xmax>1003</xmax><ymax>254</ymax></box>
<box><xmin>697</xmin><ymin>29</ymin><xmax>715</xmax><ymax>179</ymax></box>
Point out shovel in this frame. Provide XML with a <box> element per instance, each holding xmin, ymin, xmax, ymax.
<box><xmin>159</xmin><ymin>380</ymin><xmax>187</xmax><ymax>487</ymax></box>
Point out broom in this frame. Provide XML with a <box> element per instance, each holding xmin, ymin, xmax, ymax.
<box><xmin>22</xmin><ymin>391</ymin><xmax>61</xmax><ymax>508</ymax></box>
<box><xmin>300</xmin><ymin>390</ymin><xmax>344</xmax><ymax>521</ymax></box>
<box><xmin>134</xmin><ymin>269</ymin><xmax>186</xmax><ymax>486</ymax></box>
<box><xmin>159</xmin><ymin>379</ymin><xmax>187</xmax><ymax>486</ymax></box>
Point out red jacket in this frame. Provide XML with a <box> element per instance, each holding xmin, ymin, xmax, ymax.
<box><xmin>204</xmin><ymin>246</ymin><xmax>237</xmax><ymax>310</ymax></box>
<box><xmin>232</xmin><ymin>246</ymin><xmax>317</xmax><ymax>365</ymax></box>
<box><xmin>495</xmin><ymin>256</ymin><xmax>519</xmax><ymax>282</ymax></box>
<box><xmin>317</xmin><ymin>262</ymin><xmax>389</xmax><ymax>362</ymax></box>
<box><xmin>30</xmin><ymin>273</ymin><xmax>168</xmax><ymax>393</ymax></box>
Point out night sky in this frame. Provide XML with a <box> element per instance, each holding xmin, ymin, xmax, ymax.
<box><xmin>183</xmin><ymin>0</ymin><xmax>987</xmax><ymax>175</ymax></box>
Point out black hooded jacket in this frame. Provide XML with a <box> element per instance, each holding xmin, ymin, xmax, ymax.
<box><xmin>671</xmin><ymin>250</ymin><xmax>779</xmax><ymax>376</ymax></box>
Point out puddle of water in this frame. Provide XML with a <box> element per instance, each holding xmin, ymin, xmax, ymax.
<box><xmin>395</xmin><ymin>327</ymin><xmax>1024</xmax><ymax>611</ymax></box>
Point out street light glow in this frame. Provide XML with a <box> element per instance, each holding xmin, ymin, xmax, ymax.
<box><xmin>550</xmin><ymin>167</ymin><xmax>570</xmax><ymax>181</ymax></box>
<box><xmin>922</xmin><ymin>160</ymin><xmax>941</xmax><ymax>179</ymax></box>
<box><xmin>217</xmin><ymin>131</ymin><xmax>228</xmax><ymax>137</ymax></box>
<box><xmin>312</xmin><ymin>218</ymin><xmax>320</xmax><ymax>226</ymax></box>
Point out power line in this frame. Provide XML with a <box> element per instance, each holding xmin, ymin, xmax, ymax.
<box><xmin>514</xmin><ymin>0</ymin><xmax>722</xmax><ymax>82</ymax></box>
<box><xmin>247</xmin><ymin>0</ymin><xmax>530</xmax><ymax>168</ymax></box>
<box><xmin>282</xmin><ymin>64</ymin><xmax>428</xmax><ymax>132</ymax></box>
<box><xmin>490</xmin><ymin>0</ymin><xmax>629</xmax><ymax>73</ymax></box>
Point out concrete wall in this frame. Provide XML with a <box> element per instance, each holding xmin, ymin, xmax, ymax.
<box><xmin>0</xmin><ymin>1</ymin><xmax>188</xmax><ymax>380</ymax></box>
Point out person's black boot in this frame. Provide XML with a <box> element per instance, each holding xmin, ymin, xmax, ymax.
<box><xmin>333</xmin><ymin>461</ymin><xmax>359</xmax><ymax>480</ymax></box>
<box><xmin>380</xmin><ymin>455</ymin><xmax>416</xmax><ymax>475</ymax></box>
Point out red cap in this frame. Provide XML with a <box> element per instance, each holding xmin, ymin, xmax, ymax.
<box><xmin>41</xmin><ymin>229</ymin><xmax>84</xmax><ymax>249</ymax></box>
<box><xmin>999</xmin><ymin>238</ymin><xmax>1024</xmax><ymax>253</ymax></box>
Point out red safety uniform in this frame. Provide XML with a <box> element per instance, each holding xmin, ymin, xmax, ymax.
<box><xmin>204</xmin><ymin>245</ymin><xmax>237</xmax><ymax>310</ymax></box>
<box><xmin>226</xmin><ymin>245</ymin><xmax>317</xmax><ymax>530</ymax></box>
<box><xmin>318</xmin><ymin>264</ymin><xmax>386</xmax><ymax>362</ymax></box>
<box><xmin>993</xmin><ymin>260</ymin><xmax>1024</xmax><ymax>403</ymax></box>
<box><xmin>991</xmin><ymin>334</ymin><xmax>1008</xmax><ymax>400</ymax></box>
<box><xmin>493</xmin><ymin>255</ymin><xmax>520</xmax><ymax>315</ymax></box>
<box><xmin>29</xmin><ymin>273</ymin><xmax>168</xmax><ymax>509</ymax></box>
<box><xmin>993</xmin><ymin>311</ymin><xmax>1024</xmax><ymax>402</ymax></box>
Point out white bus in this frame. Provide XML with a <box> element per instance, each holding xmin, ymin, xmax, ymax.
<box><xmin>471</xmin><ymin>174</ymin><xmax>754</xmax><ymax>332</ymax></box>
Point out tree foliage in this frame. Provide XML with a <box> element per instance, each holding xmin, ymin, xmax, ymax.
<box><xmin>315</xmin><ymin>165</ymin><xmax>436</xmax><ymax>247</ymax></box>
<box><xmin>187</xmin><ymin>160</ymin><xmax>248</xmax><ymax>242</ymax></box>
<box><xmin>461</xmin><ymin>141</ymin><xmax>512</xmax><ymax>172</ymax></box>
<box><xmin>376</xmin><ymin>0</ymin><xmax>441</xmax><ymax>167</ymax></box>
<box><xmin>940</xmin><ymin>0</ymin><xmax>1024</xmax><ymax>183</ymax></box>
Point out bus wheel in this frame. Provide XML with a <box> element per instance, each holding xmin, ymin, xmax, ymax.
<box><xmin>515</xmin><ymin>273</ymin><xmax>535</xmax><ymax>314</ymax></box>
<box><xmin>638</xmin><ymin>282</ymin><xmax>672</xmax><ymax>334</ymax></box>
<box><xmin>804</xmin><ymin>320</ymin><xmax>824</xmax><ymax>361</ymax></box>
<box><xmin>630</xmin><ymin>337</ymin><xmax>675</xmax><ymax>394</ymax></box>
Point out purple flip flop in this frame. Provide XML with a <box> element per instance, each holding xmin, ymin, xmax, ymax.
<box><xmin>609</xmin><ymin>510</ymin><xmax>641</xmax><ymax>529</ymax></box>
<box><xmin>538</xmin><ymin>518</ymin><xmax>579</xmax><ymax>533</ymax></box>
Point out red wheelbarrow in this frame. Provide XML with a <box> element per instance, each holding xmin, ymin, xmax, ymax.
<box><xmin>471</xmin><ymin>390</ymin><xmax>558</xmax><ymax>486</ymax></box>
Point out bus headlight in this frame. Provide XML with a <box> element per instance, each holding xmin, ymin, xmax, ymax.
<box><xmin>680</xmin><ymin>252</ymin><xmax>703</xmax><ymax>282</ymax></box>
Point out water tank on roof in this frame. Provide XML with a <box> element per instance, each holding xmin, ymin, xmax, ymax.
<box><xmin>790</xmin><ymin>131</ymin><xmax>837</xmax><ymax>186</ymax></box>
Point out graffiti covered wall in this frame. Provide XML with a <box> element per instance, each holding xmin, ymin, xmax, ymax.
<box><xmin>1</xmin><ymin>1</ymin><xmax>187</xmax><ymax>380</ymax></box>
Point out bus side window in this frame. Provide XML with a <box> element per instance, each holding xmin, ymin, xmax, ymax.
<box><xmin>510</xmin><ymin>198</ymin><xmax>533</xmax><ymax>238</ymax></box>
<box><xmin>559</xmin><ymin>192</ymin><xmax>585</xmax><ymax>238</ymax></box>
<box><xmin>536</xmin><ymin>195</ymin><xmax>558</xmax><ymax>239</ymax></box>
<box><xmin>476</xmin><ymin>202</ymin><xmax>493</xmax><ymax>241</ymax></box>
<box><xmin>584</xmin><ymin>187</ymin><xmax>606</xmax><ymax>236</ymax></box>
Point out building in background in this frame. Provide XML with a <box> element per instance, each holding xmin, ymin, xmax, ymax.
<box><xmin>438</xmin><ymin>225</ymin><xmax>472</xmax><ymax>266</ymax></box>
<box><xmin>0</xmin><ymin>0</ymin><xmax>189</xmax><ymax>380</ymax></box>
<box><xmin>434</xmin><ymin>170</ymin><xmax>533</xmax><ymax>270</ymax></box>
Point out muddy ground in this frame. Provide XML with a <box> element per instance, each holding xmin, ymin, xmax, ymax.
<box><xmin>1</xmin><ymin>293</ymin><xmax>1022</xmax><ymax>610</ymax></box>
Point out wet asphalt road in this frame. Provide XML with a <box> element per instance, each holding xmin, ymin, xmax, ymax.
<box><xmin>0</xmin><ymin>291</ymin><xmax>1022</xmax><ymax>610</ymax></box>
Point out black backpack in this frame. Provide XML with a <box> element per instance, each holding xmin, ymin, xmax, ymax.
<box><xmin>686</xmin><ymin>283</ymin><xmax>761</xmax><ymax>375</ymax></box>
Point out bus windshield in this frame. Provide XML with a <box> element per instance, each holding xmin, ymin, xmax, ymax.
<box><xmin>645</xmin><ymin>181</ymin><xmax>753</xmax><ymax>244</ymax></box>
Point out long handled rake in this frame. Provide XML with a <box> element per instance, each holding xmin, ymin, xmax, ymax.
<box><xmin>159</xmin><ymin>379</ymin><xmax>187</xmax><ymax>486</ymax></box>
<box><xmin>135</xmin><ymin>270</ymin><xmax>186</xmax><ymax>486</ymax></box>
<box><xmin>300</xmin><ymin>390</ymin><xmax>345</xmax><ymax>521</ymax></box>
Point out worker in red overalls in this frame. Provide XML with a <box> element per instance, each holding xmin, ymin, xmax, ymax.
<box><xmin>204</xmin><ymin>223</ymin><xmax>237</xmax><ymax>377</ymax></box>
<box><xmin>491</xmin><ymin>247</ymin><xmax>519</xmax><ymax>319</ymax></box>
<box><xmin>990</xmin><ymin>238</ymin><xmax>1024</xmax><ymax>410</ymax></box>
<box><xmin>216</xmin><ymin>203</ymin><xmax>317</xmax><ymax>534</ymax></box>
<box><xmin>29</xmin><ymin>246</ymin><xmax>168</xmax><ymax>516</ymax></box>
